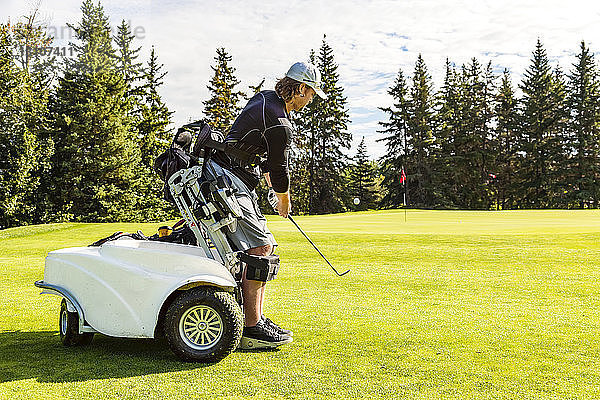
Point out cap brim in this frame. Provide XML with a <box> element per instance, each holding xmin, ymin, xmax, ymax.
<box><xmin>314</xmin><ymin>87</ymin><xmax>327</xmax><ymax>99</ymax></box>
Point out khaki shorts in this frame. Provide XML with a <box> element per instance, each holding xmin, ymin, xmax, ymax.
<box><xmin>203</xmin><ymin>160</ymin><xmax>277</xmax><ymax>251</ymax></box>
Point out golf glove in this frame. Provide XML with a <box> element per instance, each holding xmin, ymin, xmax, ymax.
<box><xmin>267</xmin><ymin>187</ymin><xmax>279</xmax><ymax>211</ymax></box>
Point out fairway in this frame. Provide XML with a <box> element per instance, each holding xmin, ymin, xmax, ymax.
<box><xmin>1</xmin><ymin>210</ymin><xmax>600</xmax><ymax>399</ymax></box>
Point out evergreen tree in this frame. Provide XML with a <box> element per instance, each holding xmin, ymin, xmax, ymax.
<box><xmin>480</xmin><ymin>61</ymin><xmax>497</xmax><ymax>208</ymax></box>
<box><xmin>287</xmin><ymin>130</ymin><xmax>311</xmax><ymax>214</ymax></box>
<box><xmin>248</xmin><ymin>78</ymin><xmax>265</xmax><ymax>96</ymax></box>
<box><xmin>378</xmin><ymin>55</ymin><xmax>436</xmax><ymax>209</ymax></box>
<box><xmin>114</xmin><ymin>19</ymin><xmax>142</xmax><ymax>100</ymax></box>
<box><xmin>138</xmin><ymin>47</ymin><xmax>173</xmax><ymax>168</ymax></box>
<box><xmin>44</xmin><ymin>0</ymin><xmax>142</xmax><ymax>222</ymax></box>
<box><xmin>311</xmin><ymin>36</ymin><xmax>352</xmax><ymax>214</ymax></box>
<box><xmin>517</xmin><ymin>40</ymin><xmax>566</xmax><ymax>208</ymax></box>
<box><xmin>432</xmin><ymin>59</ymin><xmax>461</xmax><ymax>207</ymax></box>
<box><xmin>289</xmin><ymin>39</ymin><xmax>352</xmax><ymax>214</ymax></box>
<box><xmin>114</xmin><ymin>21</ymin><xmax>174</xmax><ymax>220</ymax></box>
<box><xmin>0</xmin><ymin>13</ymin><xmax>54</xmax><ymax>228</ymax></box>
<box><xmin>547</xmin><ymin>66</ymin><xmax>569</xmax><ymax>207</ymax></box>
<box><xmin>347</xmin><ymin>137</ymin><xmax>378</xmax><ymax>210</ymax></box>
<box><xmin>203</xmin><ymin>48</ymin><xmax>243</xmax><ymax>133</ymax></box>
<box><xmin>135</xmin><ymin>46</ymin><xmax>176</xmax><ymax>220</ymax></box>
<box><xmin>377</xmin><ymin>68</ymin><xmax>410</xmax><ymax>208</ymax></box>
<box><xmin>407</xmin><ymin>54</ymin><xmax>436</xmax><ymax>207</ymax></box>
<box><xmin>290</xmin><ymin>50</ymin><xmax>319</xmax><ymax>214</ymax></box>
<box><xmin>456</xmin><ymin>59</ymin><xmax>496</xmax><ymax>209</ymax></box>
<box><xmin>566</xmin><ymin>41</ymin><xmax>600</xmax><ymax>208</ymax></box>
<box><xmin>494</xmin><ymin>69</ymin><xmax>520</xmax><ymax>209</ymax></box>
<box><xmin>11</xmin><ymin>8</ymin><xmax>56</xmax><ymax>76</ymax></box>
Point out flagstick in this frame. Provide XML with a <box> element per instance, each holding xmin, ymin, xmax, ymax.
<box><xmin>402</xmin><ymin>165</ymin><xmax>407</xmax><ymax>222</ymax></box>
<box><xmin>403</xmin><ymin>183</ymin><xmax>407</xmax><ymax>222</ymax></box>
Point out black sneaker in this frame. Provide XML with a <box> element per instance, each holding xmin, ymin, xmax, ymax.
<box><xmin>240</xmin><ymin>319</ymin><xmax>292</xmax><ymax>350</ymax></box>
<box><xmin>262</xmin><ymin>315</ymin><xmax>293</xmax><ymax>336</ymax></box>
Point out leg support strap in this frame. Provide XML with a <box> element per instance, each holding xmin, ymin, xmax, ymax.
<box><xmin>239</xmin><ymin>253</ymin><xmax>280</xmax><ymax>282</ymax></box>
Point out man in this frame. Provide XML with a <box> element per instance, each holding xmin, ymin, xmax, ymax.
<box><xmin>204</xmin><ymin>62</ymin><xmax>326</xmax><ymax>349</ymax></box>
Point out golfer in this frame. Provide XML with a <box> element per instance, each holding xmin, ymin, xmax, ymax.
<box><xmin>204</xmin><ymin>62</ymin><xmax>326</xmax><ymax>349</ymax></box>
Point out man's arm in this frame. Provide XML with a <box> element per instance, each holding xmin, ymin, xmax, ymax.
<box><xmin>264</xmin><ymin>172</ymin><xmax>291</xmax><ymax>218</ymax></box>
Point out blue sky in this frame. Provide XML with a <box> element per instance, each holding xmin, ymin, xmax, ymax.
<box><xmin>5</xmin><ymin>0</ymin><xmax>600</xmax><ymax>158</ymax></box>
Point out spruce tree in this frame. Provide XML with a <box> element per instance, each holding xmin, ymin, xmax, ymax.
<box><xmin>547</xmin><ymin>66</ymin><xmax>569</xmax><ymax>207</ymax></box>
<box><xmin>347</xmin><ymin>137</ymin><xmax>378</xmax><ymax>210</ymax></box>
<box><xmin>11</xmin><ymin>8</ymin><xmax>56</xmax><ymax>75</ymax></box>
<box><xmin>407</xmin><ymin>54</ymin><xmax>436</xmax><ymax>207</ymax></box>
<box><xmin>0</xmin><ymin>14</ymin><xmax>54</xmax><ymax>228</ymax></box>
<box><xmin>45</xmin><ymin>0</ymin><xmax>142</xmax><ymax>222</ymax></box>
<box><xmin>248</xmin><ymin>78</ymin><xmax>265</xmax><ymax>96</ymax></box>
<box><xmin>136</xmin><ymin>46</ymin><xmax>176</xmax><ymax>220</ymax></box>
<box><xmin>138</xmin><ymin>47</ymin><xmax>172</xmax><ymax>168</ymax></box>
<box><xmin>433</xmin><ymin>59</ymin><xmax>461</xmax><ymax>207</ymax></box>
<box><xmin>114</xmin><ymin>19</ymin><xmax>143</xmax><ymax>100</ymax></box>
<box><xmin>114</xmin><ymin>22</ymin><xmax>174</xmax><ymax>220</ymax></box>
<box><xmin>447</xmin><ymin>58</ymin><xmax>497</xmax><ymax>209</ymax></box>
<box><xmin>566</xmin><ymin>41</ymin><xmax>600</xmax><ymax>208</ymax></box>
<box><xmin>290</xmin><ymin>50</ymin><xmax>319</xmax><ymax>214</ymax></box>
<box><xmin>203</xmin><ymin>48</ymin><xmax>243</xmax><ymax>134</ymax></box>
<box><xmin>480</xmin><ymin>61</ymin><xmax>497</xmax><ymax>209</ymax></box>
<box><xmin>518</xmin><ymin>40</ymin><xmax>565</xmax><ymax>208</ymax></box>
<box><xmin>494</xmin><ymin>69</ymin><xmax>520</xmax><ymax>209</ymax></box>
<box><xmin>379</xmin><ymin>55</ymin><xmax>436</xmax><ymax>209</ymax></box>
<box><xmin>113</xmin><ymin>20</ymin><xmax>145</xmax><ymax>141</ymax></box>
<box><xmin>311</xmin><ymin>36</ymin><xmax>352</xmax><ymax>214</ymax></box>
<box><xmin>378</xmin><ymin>68</ymin><xmax>410</xmax><ymax>208</ymax></box>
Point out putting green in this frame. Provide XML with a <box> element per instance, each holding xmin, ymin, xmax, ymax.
<box><xmin>1</xmin><ymin>210</ymin><xmax>599</xmax><ymax>399</ymax></box>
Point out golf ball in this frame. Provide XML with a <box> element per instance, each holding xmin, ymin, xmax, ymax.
<box><xmin>353</xmin><ymin>197</ymin><xmax>360</xmax><ymax>205</ymax></box>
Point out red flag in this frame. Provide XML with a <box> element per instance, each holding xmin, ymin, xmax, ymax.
<box><xmin>400</xmin><ymin>168</ymin><xmax>406</xmax><ymax>184</ymax></box>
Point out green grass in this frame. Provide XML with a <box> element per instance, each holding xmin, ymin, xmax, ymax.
<box><xmin>1</xmin><ymin>210</ymin><xmax>600</xmax><ymax>399</ymax></box>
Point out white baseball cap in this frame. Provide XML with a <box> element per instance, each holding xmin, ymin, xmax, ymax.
<box><xmin>285</xmin><ymin>62</ymin><xmax>327</xmax><ymax>99</ymax></box>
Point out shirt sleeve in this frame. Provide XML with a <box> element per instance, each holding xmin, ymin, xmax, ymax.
<box><xmin>262</xmin><ymin>122</ymin><xmax>293</xmax><ymax>193</ymax></box>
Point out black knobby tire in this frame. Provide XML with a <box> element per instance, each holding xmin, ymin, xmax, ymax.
<box><xmin>59</xmin><ymin>299</ymin><xmax>94</xmax><ymax>346</ymax></box>
<box><xmin>164</xmin><ymin>287</ymin><xmax>243</xmax><ymax>362</ymax></box>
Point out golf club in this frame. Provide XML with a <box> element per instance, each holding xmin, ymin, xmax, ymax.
<box><xmin>288</xmin><ymin>215</ymin><xmax>350</xmax><ymax>277</ymax></box>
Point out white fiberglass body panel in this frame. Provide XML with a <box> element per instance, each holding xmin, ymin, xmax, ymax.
<box><xmin>43</xmin><ymin>240</ymin><xmax>236</xmax><ymax>338</ymax></box>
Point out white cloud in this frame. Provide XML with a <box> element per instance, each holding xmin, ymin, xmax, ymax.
<box><xmin>5</xmin><ymin>0</ymin><xmax>600</xmax><ymax>160</ymax></box>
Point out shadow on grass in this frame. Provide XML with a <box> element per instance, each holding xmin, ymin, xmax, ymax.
<box><xmin>0</xmin><ymin>330</ymin><xmax>214</xmax><ymax>383</ymax></box>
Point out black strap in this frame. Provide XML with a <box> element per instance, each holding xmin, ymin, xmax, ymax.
<box><xmin>183</xmin><ymin>121</ymin><xmax>263</xmax><ymax>167</ymax></box>
<box><xmin>208</xmin><ymin>139</ymin><xmax>262</xmax><ymax>166</ymax></box>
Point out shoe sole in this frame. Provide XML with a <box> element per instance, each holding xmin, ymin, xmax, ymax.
<box><xmin>239</xmin><ymin>336</ymin><xmax>293</xmax><ymax>350</ymax></box>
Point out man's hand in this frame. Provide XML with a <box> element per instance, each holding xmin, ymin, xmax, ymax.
<box><xmin>268</xmin><ymin>187</ymin><xmax>291</xmax><ymax>218</ymax></box>
<box><xmin>276</xmin><ymin>193</ymin><xmax>291</xmax><ymax>218</ymax></box>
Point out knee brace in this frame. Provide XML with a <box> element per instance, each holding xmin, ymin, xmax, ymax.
<box><xmin>239</xmin><ymin>253</ymin><xmax>280</xmax><ymax>282</ymax></box>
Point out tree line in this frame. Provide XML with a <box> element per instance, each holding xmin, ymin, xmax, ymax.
<box><xmin>0</xmin><ymin>1</ymin><xmax>174</xmax><ymax>229</ymax></box>
<box><xmin>206</xmin><ymin>38</ymin><xmax>600</xmax><ymax>214</ymax></box>
<box><xmin>379</xmin><ymin>40</ymin><xmax>600</xmax><ymax>210</ymax></box>
<box><xmin>0</xmin><ymin>0</ymin><xmax>361</xmax><ymax>228</ymax></box>
<box><xmin>2</xmin><ymin>1</ymin><xmax>598</xmax><ymax>230</ymax></box>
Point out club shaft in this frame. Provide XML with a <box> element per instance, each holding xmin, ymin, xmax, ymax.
<box><xmin>288</xmin><ymin>215</ymin><xmax>349</xmax><ymax>276</ymax></box>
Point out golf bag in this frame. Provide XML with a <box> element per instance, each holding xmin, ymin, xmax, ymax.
<box><xmin>153</xmin><ymin>128</ymin><xmax>200</xmax><ymax>204</ymax></box>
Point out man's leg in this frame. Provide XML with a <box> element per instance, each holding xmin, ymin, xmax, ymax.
<box><xmin>243</xmin><ymin>244</ymin><xmax>271</xmax><ymax>326</ymax></box>
<box><xmin>257</xmin><ymin>245</ymin><xmax>273</xmax><ymax>317</ymax></box>
<box><xmin>240</xmin><ymin>242</ymin><xmax>291</xmax><ymax>349</ymax></box>
<box><xmin>259</xmin><ymin>284</ymin><xmax>266</xmax><ymax>317</ymax></box>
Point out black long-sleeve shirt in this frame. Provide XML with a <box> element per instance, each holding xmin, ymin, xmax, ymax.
<box><xmin>212</xmin><ymin>90</ymin><xmax>294</xmax><ymax>193</ymax></box>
